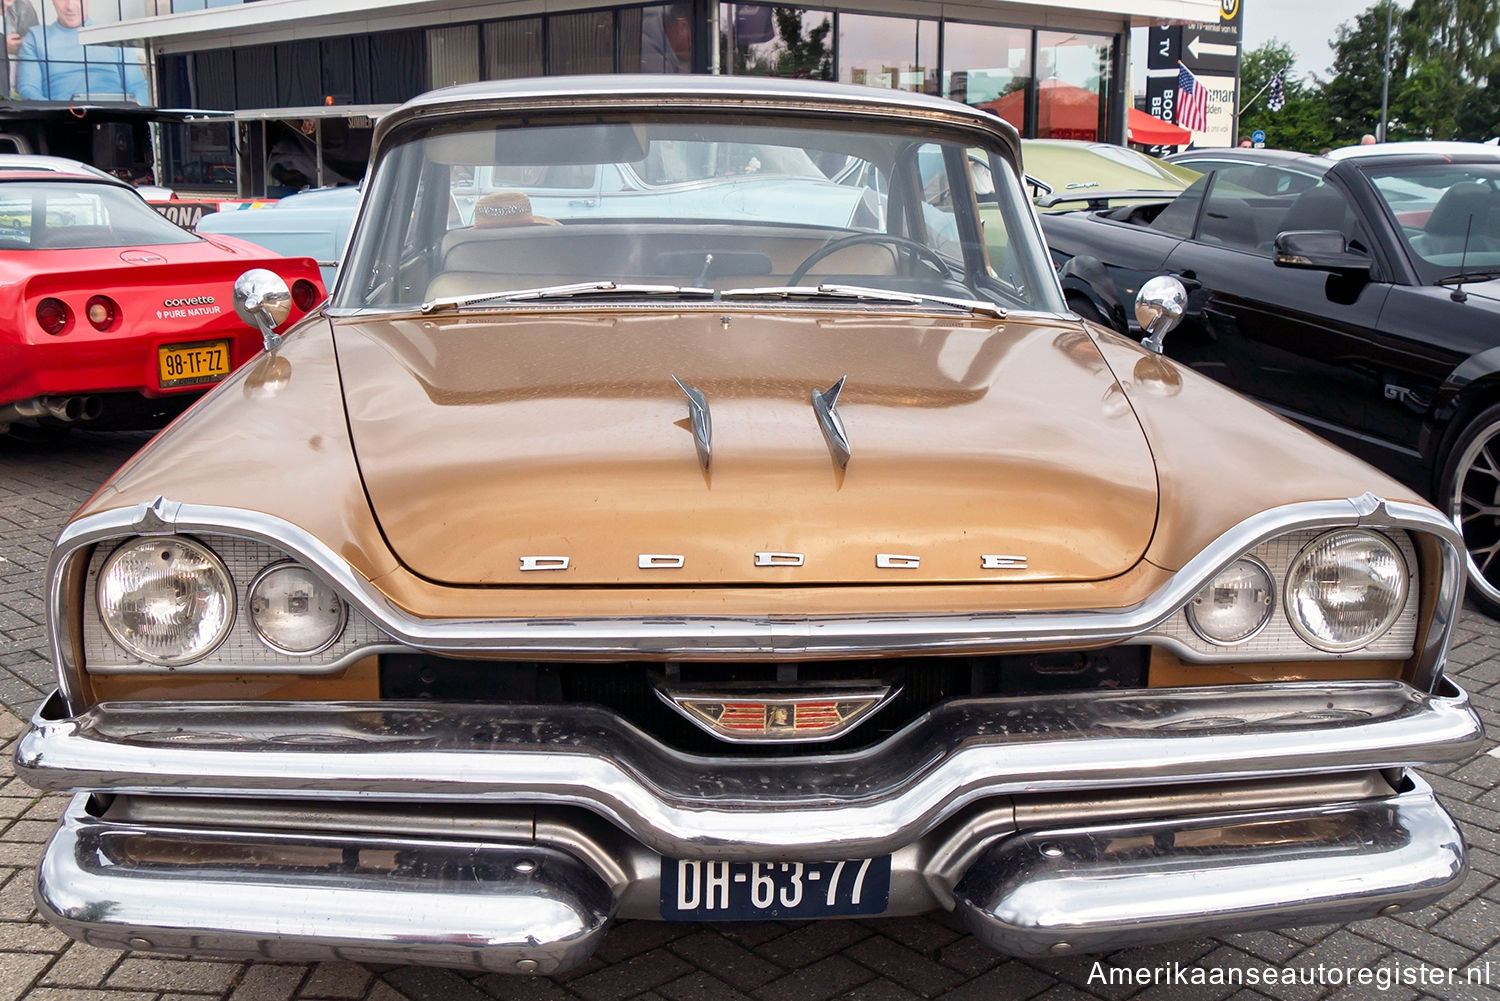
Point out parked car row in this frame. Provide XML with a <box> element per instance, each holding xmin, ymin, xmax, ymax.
<box><xmin>1034</xmin><ymin>140</ymin><xmax>1500</xmax><ymax>618</ymax></box>
<box><xmin>0</xmin><ymin>158</ymin><xmax>326</xmax><ymax>436</ymax></box>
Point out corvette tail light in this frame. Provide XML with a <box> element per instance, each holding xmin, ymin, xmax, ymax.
<box><xmin>36</xmin><ymin>297</ymin><xmax>69</xmax><ymax>335</ymax></box>
<box><xmin>85</xmin><ymin>295</ymin><xmax>118</xmax><ymax>330</ymax></box>
<box><xmin>291</xmin><ymin>279</ymin><xmax>321</xmax><ymax>312</ymax></box>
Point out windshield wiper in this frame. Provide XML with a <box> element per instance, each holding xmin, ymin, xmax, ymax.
<box><xmin>721</xmin><ymin>283</ymin><xmax>1006</xmax><ymax>319</ymax></box>
<box><xmin>421</xmin><ymin>281</ymin><xmax>714</xmax><ymax>314</ymax></box>
<box><xmin>1436</xmin><ymin>270</ymin><xmax>1500</xmax><ymax>286</ymax></box>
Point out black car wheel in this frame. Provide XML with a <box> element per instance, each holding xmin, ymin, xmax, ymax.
<box><xmin>1069</xmin><ymin>296</ymin><xmax>1111</xmax><ymax>329</ymax></box>
<box><xmin>1439</xmin><ymin>404</ymin><xmax>1500</xmax><ymax>617</ymax></box>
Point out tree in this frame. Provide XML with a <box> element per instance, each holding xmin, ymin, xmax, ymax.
<box><xmin>1237</xmin><ymin>40</ymin><xmax>1335</xmax><ymax>152</ymax></box>
<box><xmin>726</xmin><ymin>8</ymin><xmax>832</xmax><ymax>80</ymax></box>
<box><xmin>1322</xmin><ymin>1</ymin><xmax>1414</xmax><ymax>143</ymax></box>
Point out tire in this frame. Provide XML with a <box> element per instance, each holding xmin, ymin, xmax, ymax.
<box><xmin>1068</xmin><ymin>295</ymin><xmax>1115</xmax><ymax>331</ymax></box>
<box><xmin>1437</xmin><ymin>403</ymin><xmax>1500</xmax><ymax>619</ymax></box>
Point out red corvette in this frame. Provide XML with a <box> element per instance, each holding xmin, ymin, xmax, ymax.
<box><xmin>0</xmin><ymin>170</ymin><xmax>325</xmax><ymax>433</ymax></box>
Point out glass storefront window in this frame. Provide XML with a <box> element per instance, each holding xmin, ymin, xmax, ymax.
<box><xmin>621</xmin><ymin>4</ymin><xmax>694</xmax><ymax>73</ymax></box>
<box><xmin>1034</xmin><ymin>30</ymin><xmax>1113</xmax><ymax>142</ymax></box>
<box><xmin>837</xmin><ymin>12</ymin><xmax>936</xmax><ymax>93</ymax></box>
<box><xmin>428</xmin><ymin>25</ymin><xmax>479</xmax><ymax>89</ymax></box>
<box><xmin>549</xmin><ymin>10</ymin><xmax>614</xmax><ymax>75</ymax></box>
<box><xmin>941</xmin><ymin>23</ymin><xmax>1030</xmax><ymax>134</ymax></box>
<box><xmin>483</xmin><ymin>18</ymin><xmax>542</xmax><ymax>79</ymax></box>
<box><xmin>719</xmin><ymin>5</ymin><xmax>832</xmax><ymax>80</ymax></box>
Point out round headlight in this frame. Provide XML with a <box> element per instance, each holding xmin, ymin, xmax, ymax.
<box><xmin>1187</xmin><ymin>557</ymin><xmax>1275</xmax><ymax>644</ymax></box>
<box><xmin>97</xmin><ymin>537</ymin><xmax>235</xmax><ymax>666</ymax></box>
<box><xmin>1285</xmin><ymin>529</ymin><xmax>1409</xmax><ymax>652</ymax></box>
<box><xmin>248</xmin><ymin>563</ymin><xmax>347</xmax><ymax>655</ymax></box>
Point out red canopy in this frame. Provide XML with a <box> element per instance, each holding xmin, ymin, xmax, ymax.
<box><xmin>1128</xmin><ymin>108</ymin><xmax>1192</xmax><ymax>146</ymax></box>
<box><xmin>978</xmin><ymin>83</ymin><xmax>1193</xmax><ymax>147</ymax></box>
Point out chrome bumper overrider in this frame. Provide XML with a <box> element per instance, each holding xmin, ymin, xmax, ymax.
<box><xmin>39</xmin><ymin>795</ymin><xmax>614</xmax><ymax>974</ymax></box>
<box><xmin>17</xmin><ymin>680</ymin><xmax>1482</xmax><ymax>858</ymax></box>
<box><xmin>955</xmin><ymin>775</ymin><xmax>1465</xmax><ymax>956</ymax></box>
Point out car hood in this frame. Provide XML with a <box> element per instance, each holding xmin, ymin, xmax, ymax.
<box><xmin>333</xmin><ymin>310</ymin><xmax>1159</xmax><ymax>586</ymax></box>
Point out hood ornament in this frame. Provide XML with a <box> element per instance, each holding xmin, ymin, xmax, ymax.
<box><xmin>671</xmin><ymin>375</ymin><xmax>713</xmax><ymax>472</ymax></box>
<box><xmin>812</xmin><ymin>375</ymin><xmax>851</xmax><ymax>468</ymax></box>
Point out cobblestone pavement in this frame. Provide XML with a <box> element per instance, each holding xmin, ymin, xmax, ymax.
<box><xmin>0</xmin><ymin>429</ymin><xmax>1497</xmax><ymax>1001</ymax></box>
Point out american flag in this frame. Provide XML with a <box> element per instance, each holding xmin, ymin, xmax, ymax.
<box><xmin>1177</xmin><ymin>64</ymin><xmax>1208</xmax><ymax>133</ymax></box>
<box><xmin>1266</xmin><ymin>69</ymin><xmax>1286</xmax><ymax>112</ymax></box>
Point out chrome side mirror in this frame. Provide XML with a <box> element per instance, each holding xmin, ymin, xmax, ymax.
<box><xmin>1134</xmin><ymin>275</ymin><xmax>1187</xmax><ymax>355</ymax></box>
<box><xmin>233</xmin><ymin>269</ymin><xmax>292</xmax><ymax>352</ymax></box>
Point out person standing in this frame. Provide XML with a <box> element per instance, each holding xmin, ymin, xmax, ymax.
<box><xmin>16</xmin><ymin>0</ymin><xmax>149</xmax><ymax>104</ymax></box>
<box><xmin>3</xmin><ymin>0</ymin><xmax>38</xmax><ymax>95</ymax></box>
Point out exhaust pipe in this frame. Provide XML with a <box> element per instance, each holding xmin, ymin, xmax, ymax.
<box><xmin>0</xmin><ymin>396</ymin><xmax>102</xmax><ymax>425</ymax></box>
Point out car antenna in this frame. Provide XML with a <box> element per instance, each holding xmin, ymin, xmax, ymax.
<box><xmin>1452</xmin><ymin>214</ymin><xmax>1474</xmax><ymax>303</ymax></box>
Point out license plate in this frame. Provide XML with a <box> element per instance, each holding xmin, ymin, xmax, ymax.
<box><xmin>660</xmin><ymin>856</ymin><xmax>891</xmax><ymax>920</ymax></box>
<box><xmin>158</xmin><ymin>340</ymin><xmax>231</xmax><ymax>389</ymax></box>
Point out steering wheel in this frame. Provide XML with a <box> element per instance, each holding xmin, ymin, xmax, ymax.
<box><xmin>789</xmin><ymin>233</ymin><xmax>955</xmax><ymax>285</ymax></box>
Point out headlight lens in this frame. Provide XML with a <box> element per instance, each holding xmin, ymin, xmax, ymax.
<box><xmin>1285</xmin><ymin>529</ymin><xmax>1408</xmax><ymax>652</ymax></box>
<box><xmin>248</xmin><ymin>563</ymin><xmax>347</xmax><ymax>655</ymax></box>
<box><xmin>98</xmin><ymin>537</ymin><xmax>235</xmax><ymax>666</ymax></box>
<box><xmin>1187</xmin><ymin>557</ymin><xmax>1275</xmax><ymax>644</ymax></box>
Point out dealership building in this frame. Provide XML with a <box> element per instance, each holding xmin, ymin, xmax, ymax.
<box><xmin>70</xmin><ymin>0</ymin><xmax>1222</xmax><ymax>193</ymax></box>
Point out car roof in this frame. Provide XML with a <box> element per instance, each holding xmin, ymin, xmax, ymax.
<box><xmin>0</xmin><ymin>154</ymin><xmax>121</xmax><ymax>182</ymax></box>
<box><xmin>1327</xmin><ymin>140</ymin><xmax>1500</xmax><ymax>160</ymax></box>
<box><xmin>1167</xmin><ymin>148</ymin><xmax>1333</xmax><ymax>173</ymax></box>
<box><xmin>378</xmin><ymin>75</ymin><xmax>1022</xmax><ymax>163</ymax></box>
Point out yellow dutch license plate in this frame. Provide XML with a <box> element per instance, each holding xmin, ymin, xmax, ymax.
<box><xmin>158</xmin><ymin>340</ymin><xmax>231</xmax><ymax>389</ymax></box>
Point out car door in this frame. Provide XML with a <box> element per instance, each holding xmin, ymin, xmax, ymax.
<box><xmin>1159</xmin><ymin>164</ymin><xmax>1391</xmax><ymax>445</ymax></box>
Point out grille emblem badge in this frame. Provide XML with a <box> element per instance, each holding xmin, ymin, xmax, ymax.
<box><xmin>656</xmin><ymin>683</ymin><xmax>894</xmax><ymax>743</ymax></box>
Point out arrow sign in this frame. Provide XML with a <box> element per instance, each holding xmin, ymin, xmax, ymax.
<box><xmin>1187</xmin><ymin>34</ymin><xmax>1237</xmax><ymax>60</ymax></box>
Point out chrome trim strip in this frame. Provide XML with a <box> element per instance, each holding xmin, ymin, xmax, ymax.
<box><xmin>955</xmin><ymin>775</ymin><xmax>1465</xmax><ymax>957</ymax></box>
<box><xmin>670</xmin><ymin>374</ymin><xmax>712</xmax><ymax>473</ymax></box>
<box><xmin>44</xmin><ymin>494</ymin><xmax>1465</xmax><ymax>710</ymax></box>
<box><xmin>811</xmin><ymin>375</ymin><xmax>851</xmax><ymax>469</ymax></box>
<box><xmin>38</xmin><ymin>794</ymin><xmax>614</xmax><ymax>974</ymax></box>
<box><xmin>17</xmin><ymin>680</ymin><xmax>1482</xmax><ymax>859</ymax></box>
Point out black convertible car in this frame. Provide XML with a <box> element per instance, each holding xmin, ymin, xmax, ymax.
<box><xmin>1039</xmin><ymin>147</ymin><xmax>1500</xmax><ymax>615</ymax></box>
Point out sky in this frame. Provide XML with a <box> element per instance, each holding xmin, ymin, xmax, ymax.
<box><xmin>1241</xmin><ymin>0</ymin><xmax>1370</xmax><ymax>78</ymax></box>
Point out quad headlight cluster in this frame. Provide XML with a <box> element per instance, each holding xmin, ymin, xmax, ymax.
<box><xmin>1187</xmin><ymin>529</ymin><xmax>1409</xmax><ymax>652</ymax></box>
<box><xmin>97</xmin><ymin>537</ymin><xmax>347</xmax><ymax>666</ymax></box>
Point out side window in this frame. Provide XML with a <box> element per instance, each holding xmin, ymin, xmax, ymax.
<box><xmin>913</xmin><ymin>143</ymin><xmax>963</xmax><ymax>258</ymax></box>
<box><xmin>1274</xmin><ymin>178</ymin><xmax>1366</xmax><ymax>252</ymax></box>
<box><xmin>1198</xmin><ymin>167</ymin><xmax>1267</xmax><ymax>253</ymax></box>
<box><xmin>1150</xmin><ymin>173</ymin><xmax>1208</xmax><ymax>237</ymax></box>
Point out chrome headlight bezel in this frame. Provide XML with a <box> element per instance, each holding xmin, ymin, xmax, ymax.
<box><xmin>1185</xmin><ymin>555</ymin><xmax>1276</xmax><ymax>647</ymax></box>
<box><xmin>96</xmin><ymin>536</ymin><xmax>236</xmax><ymax>667</ymax></box>
<box><xmin>1283</xmin><ymin>528</ymin><xmax>1411</xmax><ymax>654</ymax></box>
<box><xmin>248</xmin><ymin>560</ymin><xmax>349</xmax><ymax>657</ymax></box>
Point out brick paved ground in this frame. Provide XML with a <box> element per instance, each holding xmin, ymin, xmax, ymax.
<box><xmin>0</xmin><ymin>429</ymin><xmax>1497</xmax><ymax>1000</ymax></box>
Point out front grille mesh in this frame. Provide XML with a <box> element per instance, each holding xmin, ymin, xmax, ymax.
<box><xmin>379</xmin><ymin>648</ymin><xmax>1150</xmax><ymax>755</ymax></box>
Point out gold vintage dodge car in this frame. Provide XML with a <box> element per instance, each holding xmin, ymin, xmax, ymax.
<box><xmin>16</xmin><ymin>78</ymin><xmax>1486</xmax><ymax>973</ymax></box>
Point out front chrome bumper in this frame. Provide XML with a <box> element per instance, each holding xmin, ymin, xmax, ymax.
<box><xmin>35</xmin><ymin>775</ymin><xmax>1464</xmax><ymax>972</ymax></box>
<box><xmin>16</xmin><ymin>680</ymin><xmax>1482</xmax><ymax>859</ymax></box>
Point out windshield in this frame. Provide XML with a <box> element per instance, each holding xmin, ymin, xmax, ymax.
<box><xmin>336</xmin><ymin>114</ymin><xmax>1062</xmax><ymax>314</ymax></box>
<box><xmin>0</xmin><ymin>181</ymin><xmax>198</xmax><ymax>250</ymax></box>
<box><xmin>1365</xmin><ymin>162</ymin><xmax>1500</xmax><ymax>282</ymax></box>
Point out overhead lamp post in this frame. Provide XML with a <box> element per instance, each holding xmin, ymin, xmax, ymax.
<box><xmin>1379</xmin><ymin>0</ymin><xmax>1393</xmax><ymax>142</ymax></box>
